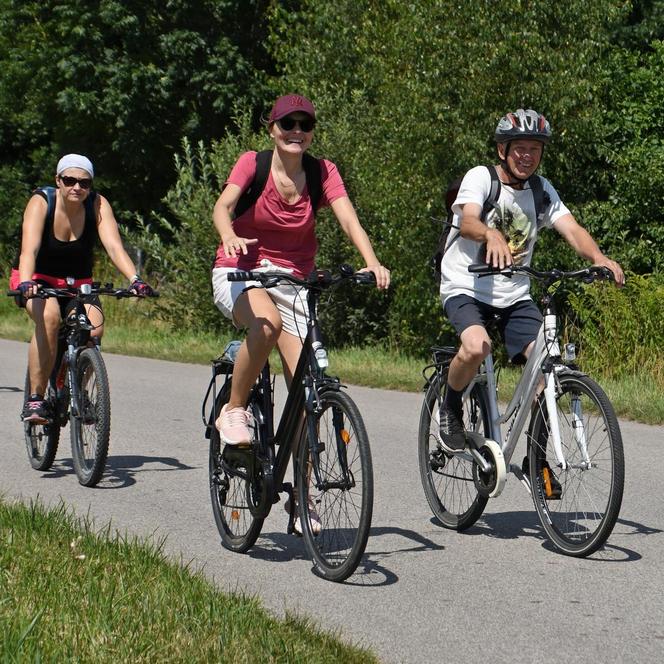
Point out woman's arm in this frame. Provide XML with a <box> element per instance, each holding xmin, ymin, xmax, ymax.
<box><xmin>329</xmin><ymin>196</ymin><xmax>390</xmax><ymax>289</ymax></box>
<box><xmin>18</xmin><ymin>195</ymin><xmax>49</xmax><ymax>283</ymax></box>
<box><xmin>95</xmin><ymin>195</ymin><xmax>141</xmax><ymax>281</ymax></box>
<box><xmin>212</xmin><ymin>184</ymin><xmax>258</xmax><ymax>258</ymax></box>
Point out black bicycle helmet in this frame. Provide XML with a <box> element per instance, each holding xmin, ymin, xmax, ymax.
<box><xmin>494</xmin><ymin>108</ymin><xmax>552</xmax><ymax>144</ymax></box>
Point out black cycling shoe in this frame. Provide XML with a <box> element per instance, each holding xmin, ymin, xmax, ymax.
<box><xmin>22</xmin><ymin>395</ymin><xmax>51</xmax><ymax>423</ymax></box>
<box><xmin>439</xmin><ymin>405</ymin><xmax>467</xmax><ymax>453</ymax></box>
<box><xmin>522</xmin><ymin>456</ymin><xmax>562</xmax><ymax>500</ymax></box>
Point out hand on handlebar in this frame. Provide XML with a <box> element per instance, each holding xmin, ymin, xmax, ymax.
<box><xmin>359</xmin><ymin>264</ymin><xmax>390</xmax><ymax>290</ymax></box>
<box><xmin>592</xmin><ymin>258</ymin><xmax>624</xmax><ymax>287</ymax></box>
<box><xmin>17</xmin><ymin>280</ymin><xmax>40</xmax><ymax>298</ymax></box>
<box><xmin>129</xmin><ymin>277</ymin><xmax>157</xmax><ymax>297</ymax></box>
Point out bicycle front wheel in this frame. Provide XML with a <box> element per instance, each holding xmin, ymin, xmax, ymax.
<box><xmin>209</xmin><ymin>380</ymin><xmax>264</xmax><ymax>553</ymax></box>
<box><xmin>23</xmin><ymin>370</ymin><xmax>60</xmax><ymax>471</ymax></box>
<box><xmin>70</xmin><ymin>348</ymin><xmax>111</xmax><ymax>487</ymax></box>
<box><xmin>418</xmin><ymin>369</ymin><xmax>489</xmax><ymax>530</ymax></box>
<box><xmin>528</xmin><ymin>372</ymin><xmax>624</xmax><ymax>557</ymax></box>
<box><xmin>297</xmin><ymin>390</ymin><xmax>373</xmax><ymax>582</ymax></box>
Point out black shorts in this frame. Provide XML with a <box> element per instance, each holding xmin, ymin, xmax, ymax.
<box><xmin>444</xmin><ymin>295</ymin><xmax>542</xmax><ymax>363</ymax></box>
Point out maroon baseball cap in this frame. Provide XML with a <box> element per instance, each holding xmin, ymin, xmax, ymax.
<box><xmin>268</xmin><ymin>94</ymin><xmax>316</xmax><ymax>123</ymax></box>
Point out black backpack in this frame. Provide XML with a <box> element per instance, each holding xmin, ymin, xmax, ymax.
<box><xmin>232</xmin><ymin>149</ymin><xmax>323</xmax><ymax>218</ymax></box>
<box><xmin>431</xmin><ymin>165</ymin><xmax>550</xmax><ymax>280</ymax></box>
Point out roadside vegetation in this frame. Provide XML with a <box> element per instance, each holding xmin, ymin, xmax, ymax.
<box><xmin>0</xmin><ymin>498</ymin><xmax>377</xmax><ymax>662</ymax></box>
<box><xmin>1</xmin><ymin>294</ymin><xmax>662</xmax><ymax>425</ymax></box>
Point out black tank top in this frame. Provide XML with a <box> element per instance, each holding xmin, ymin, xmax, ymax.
<box><xmin>12</xmin><ymin>187</ymin><xmax>98</xmax><ymax>278</ymax></box>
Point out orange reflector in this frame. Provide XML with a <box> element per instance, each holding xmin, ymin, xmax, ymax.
<box><xmin>231</xmin><ymin>510</ymin><xmax>240</xmax><ymax>521</ymax></box>
<box><xmin>340</xmin><ymin>429</ymin><xmax>350</xmax><ymax>444</ymax></box>
<box><xmin>542</xmin><ymin>467</ymin><xmax>553</xmax><ymax>498</ymax></box>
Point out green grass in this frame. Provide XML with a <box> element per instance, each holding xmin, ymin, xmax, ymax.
<box><xmin>0</xmin><ymin>497</ymin><xmax>377</xmax><ymax>663</ymax></box>
<box><xmin>1</xmin><ymin>294</ymin><xmax>662</xmax><ymax>423</ymax></box>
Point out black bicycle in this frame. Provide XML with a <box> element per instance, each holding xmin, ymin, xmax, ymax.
<box><xmin>202</xmin><ymin>265</ymin><xmax>375</xmax><ymax>582</ymax></box>
<box><xmin>8</xmin><ymin>282</ymin><xmax>156</xmax><ymax>486</ymax></box>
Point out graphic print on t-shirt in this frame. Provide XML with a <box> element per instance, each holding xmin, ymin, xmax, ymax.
<box><xmin>487</xmin><ymin>202</ymin><xmax>533</xmax><ymax>265</ymax></box>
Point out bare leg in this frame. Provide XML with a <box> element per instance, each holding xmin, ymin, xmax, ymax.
<box><xmin>25</xmin><ymin>298</ymin><xmax>61</xmax><ymax>395</ymax></box>
<box><xmin>227</xmin><ymin>288</ymin><xmax>283</xmax><ymax>410</ymax></box>
<box><xmin>276</xmin><ymin>329</ymin><xmax>304</xmax><ymax>389</ymax></box>
<box><xmin>447</xmin><ymin>324</ymin><xmax>492</xmax><ymax>391</ymax></box>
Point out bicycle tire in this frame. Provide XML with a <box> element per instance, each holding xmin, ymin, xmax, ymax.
<box><xmin>23</xmin><ymin>370</ymin><xmax>60</xmax><ymax>471</ymax></box>
<box><xmin>209</xmin><ymin>380</ymin><xmax>264</xmax><ymax>553</ymax></box>
<box><xmin>70</xmin><ymin>348</ymin><xmax>111</xmax><ymax>487</ymax></box>
<box><xmin>528</xmin><ymin>372</ymin><xmax>624</xmax><ymax>557</ymax></box>
<box><xmin>297</xmin><ymin>389</ymin><xmax>373</xmax><ymax>582</ymax></box>
<box><xmin>418</xmin><ymin>368</ymin><xmax>489</xmax><ymax>530</ymax></box>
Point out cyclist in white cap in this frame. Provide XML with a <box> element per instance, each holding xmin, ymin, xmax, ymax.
<box><xmin>11</xmin><ymin>153</ymin><xmax>155</xmax><ymax>422</ymax></box>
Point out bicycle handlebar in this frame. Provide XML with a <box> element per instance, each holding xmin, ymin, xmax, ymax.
<box><xmin>468</xmin><ymin>263</ymin><xmax>614</xmax><ymax>283</ymax></box>
<box><xmin>6</xmin><ymin>283</ymin><xmax>160</xmax><ymax>299</ymax></box>
<box><xmin>227</xmin><ymin>264</ymin><xmax>376</xmax><ymax>289</ymax></box>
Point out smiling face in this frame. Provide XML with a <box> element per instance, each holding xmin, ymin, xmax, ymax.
<box><xmin>498</xmin><ymin>139</ymin><xmax>543</xmax><ymax>180</ymax></box>
<box><xmin>270</xmin><ymin>112</ymin><xmax>314</xmax><ymax>154</ymax></box>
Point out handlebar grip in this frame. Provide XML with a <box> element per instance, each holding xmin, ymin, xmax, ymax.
<box><xmin>227</xmin><ymin>271</ymin><xmax>254</xmax><ymax>282</ymax></box>
<box><xmin>7</xmin><ymin>290</ymin><xmax>21</xmax><ymax>297</ymax></box>
<box><xmin>354</xmin><ymin>272</ymin><xmax>376</xmax><ymax>285</ymax></box>
<box><xmin>468</xmin><ymin>263</ymin><xmax>504</xmax><ymax>275</ymax></box>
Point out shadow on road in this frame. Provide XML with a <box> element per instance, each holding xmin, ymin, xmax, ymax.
<box><xmin>0</xmin><ymin>385</ymin><xmax>22</xmax><ymax>392</ymax></box>
<box><xmin>436</xmin><ymin>510</ymin><xmax>658</xmax><ymax>562</ymax></box>
<box><xmin>244</xmin><ymin>524</ymin><xmax>443</xmax><ymax>587</ymax></box>
<box><xmin>34</xmin><ymin>454</ymin><xmax>196</xmax><ymax>489</ymax></box>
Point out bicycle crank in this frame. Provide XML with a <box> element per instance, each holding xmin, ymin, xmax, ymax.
<box><xmin>470</xmin><ymin>436</ymin><xmax>507</xmax><ymax>498</ymax></box>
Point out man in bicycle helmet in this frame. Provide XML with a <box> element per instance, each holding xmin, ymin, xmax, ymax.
<box><xmin>438</xmin><ymin>108</ymin><xmax>624</xmax><ymax>453</ymax></box>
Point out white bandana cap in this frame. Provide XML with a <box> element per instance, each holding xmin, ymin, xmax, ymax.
<box><xmin>56</xmin><ymin>154</ymin><xmax>94</xmax><ymax>178</ymax></box>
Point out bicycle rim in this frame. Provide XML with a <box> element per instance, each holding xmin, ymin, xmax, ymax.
<box><xmin>70</xmin><ymin>348</ymin><xmax>111</xmax><ymax>487</ymax></box>
<box><xmin>528</xmin><ymin>373</ymin><xmax>624</xmax><ymax>556</ymax></box>
<box><xmin>209</xmin><ymin>385</ymin><xmax>263</xmax><ymax>553</ymax></box>
<box><xmin>418</xmin><ymin>374</ymin><xmax>488</xmax><ymax>530</ymax></box>
<box><xmin>298</xmin><ymin>390</ymin><xmax>373</xmax><ymax>582</ymax></box>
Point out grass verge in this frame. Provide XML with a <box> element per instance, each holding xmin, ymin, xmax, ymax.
<box><xmin>1</xmin><ymin>295</ymin><xmax>662</xmax><ymax>424</ymax></box>
<box><xmin>0</xmin><ymin>497</ymin><xmax>377</xmax><ymax>663</ymax></box>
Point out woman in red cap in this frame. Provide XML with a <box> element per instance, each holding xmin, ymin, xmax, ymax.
<box><xmin>212</xmin><ymin>94</ymin><xmax>390</xmax><ymax>452</ymax></box>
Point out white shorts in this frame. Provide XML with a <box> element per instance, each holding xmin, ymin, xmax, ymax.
<box><xmin>212</xmin><ymin>263</ymin><xmax>309</xmax><ymax>339</ymax></box>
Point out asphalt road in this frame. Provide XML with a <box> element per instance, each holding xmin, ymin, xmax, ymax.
<box><xmin>1</xmin><ymin>338</ymin><xmax>663</xmax><ymax>663</ymax></box>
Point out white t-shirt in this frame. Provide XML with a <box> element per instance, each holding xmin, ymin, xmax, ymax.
<box><xmin>439</xmin><ymin>165</ymin><xmax>571</xmax><ymax>308</ymax></box>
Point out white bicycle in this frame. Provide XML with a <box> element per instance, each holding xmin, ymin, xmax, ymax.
<box><xmin>418</xmin><ymin>264</ymin><xmax>624</xmax><ymax>557</ymax></box>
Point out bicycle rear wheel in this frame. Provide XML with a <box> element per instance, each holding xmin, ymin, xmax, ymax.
<box><xmin>418</xmin><ymin>368</ymin><xmax>489</xmax><ymax>530</ymax></box>
<box><xmin>209</xmin><ymin>380</ymin><xmax>264</xmax><ymax>553</ymax></box>
<box><xmin>297</xmin><ymin>389</ymin><xmax>373</xmax><ymax>582</ymax></box>
<box><xmin>528</xmin><ymin>372</ymin><xmax>624</xmax><ymax>556</ymax></box>
<box><xmin>23</xmin><ymin>370</ymin><xmax>60</xmax><ymax>471</ymax></box>
<box><xmin>70</xmin><ymin>348</ymin><xmax>111</xmax><ymax>487</ymax></box>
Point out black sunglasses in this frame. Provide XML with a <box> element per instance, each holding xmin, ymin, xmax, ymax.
<box><xmin>59</xmin><ymin>175</ymin><xmax>93</xmax><ymax>189</ymax></box>
<box><xmin>276</xmin><ymin>116</ymin><xmax>316</xmax><ymax>132</ymax></box>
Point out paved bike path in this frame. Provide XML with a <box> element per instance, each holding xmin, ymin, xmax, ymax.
<box><xmin>1</xmin><ymin>338</ymin><xmax>663</xmax><ymax>663</ymax></box>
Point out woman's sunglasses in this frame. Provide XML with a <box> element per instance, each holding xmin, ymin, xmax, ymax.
<box><xmin>59</xmin><ymin>175</ymin><xmax>92</xmax><ymax>189</ymax></box>
<box><xmin>276</xmin><ymin>116</ymin><xmax>316</xmax><ymax>132</ymax></box>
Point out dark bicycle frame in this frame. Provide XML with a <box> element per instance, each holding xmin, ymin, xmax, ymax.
<box><xmin>203</xmin><ymin>266</ymin><xmax>372</xmax><ymax>521</ymax></box>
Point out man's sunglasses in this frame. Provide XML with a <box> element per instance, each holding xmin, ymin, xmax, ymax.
<box><xmin>276</xmin><ymin>116</ymin><xmax>316</xmax><ymax>132</ymax></box>
<box><xmin>59</xmin><ymin>175</ymin><xmax>93</xmax><ymax>189</ymax></box>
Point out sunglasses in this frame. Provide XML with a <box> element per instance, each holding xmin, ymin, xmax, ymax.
<box><xmin>276</xmin><ymin>116</ymin><xmax>316</xmax><ymax>132</ymax></box>
<box><xmin>59</xmin><ymin>175</ymin><xmax>93</xmax><ymax>189</ymax></box>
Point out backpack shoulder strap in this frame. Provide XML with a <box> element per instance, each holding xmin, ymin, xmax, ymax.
<box><xmin>233</xmin><ymin>150</ymin><xmax>272</xmax><ymax>218</ymax></box>
<box><xmin>33</xmin><ymin>186</ymin><xmax>56</xmax><ymax>222</ymax></box>
<box><xmin>303</xmin><ymin>153</ymin><xmax>322</xmax><ymax>213</ymax></box>
<box><xmin>482</xmin><ymin>165</ymin><xmax>501</xmax><ymax>220</ymax></box>
<box><xmin>527</xmin><ymin>174</ymin><xmax>551</xmax><ymax>224</ymax></box>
